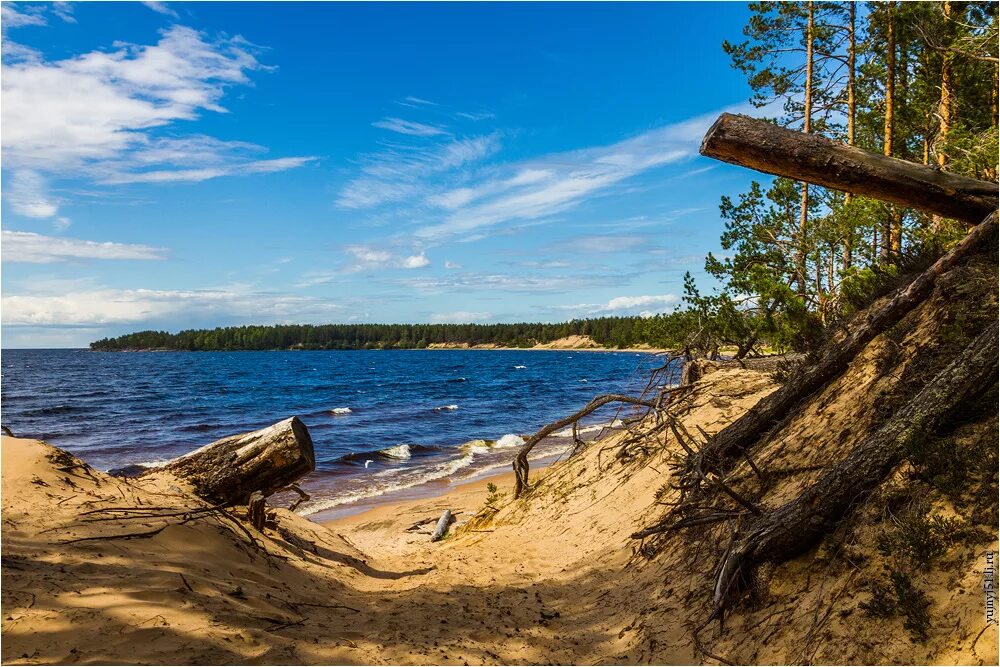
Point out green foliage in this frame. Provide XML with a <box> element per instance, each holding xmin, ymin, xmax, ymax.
<box><xmin>876</xmin><ymin>505</ymin><xmax>965</xmax><ymax>570</ymax></box>
<box><xmin>860</xmin><ymin>571</ymin><xmax>933</xmax><ymax>642</ymax></box>
<box><xmin>693</xmin><ymin>1</ymin><xmax>999</xmax><ymax>355</ymax></box>
<box><xmin>89</xmin><ymin>315</ymin><xmax>692</xmax><ymax>351</ymax></box>
<box><xmin>484</xmin><ymin>482</ymin><xmax>505</xmax><ymax>509</ymax></box>
<box><xmin>891</xmin><ymin>571</ymin><xmax>932</xmax><ymax>643</ymax></box>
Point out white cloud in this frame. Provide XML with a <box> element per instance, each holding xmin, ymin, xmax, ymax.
<box><xmin>563</xmin><ymin>234</ymin><xmax>648</xmax><ymax>254</ymax></box>
<box><xmin>1</xmin><ymin>286</ymin><xmax>342</xmax><ymax>326</ymax></box>
<box><xmin>455</xmin><ymin>110</ymin><xmax>495</xmax><ymax>121</ymax></box>
<box><xmin>444</xmin><ymin>260</ymin><xmax>462</xmax><ymax>269</ymax></box>
<box><xmin>1</xmin><ymin>24</ymin><xmax>312</xmax><ymax>213</ymax></box>
<box><xmin>342</xmin><ymin>245</ymin><xmax>431</xmax><ymax>272</ymax></box>
<box><xmin>400</xmin><ymin>96</ymin><xmax>436</xmax><ymax>107</ymax></box>
<box><xmin>336</xmin><ymin>134</ymin><xmax>500</xmax><ymax>209</ymax></box>
<box><xmin>6</xmin><ymin>170</ymin><xmax>59</xmax><ymax>218</ymax></box>
<box><xmin>410</xmin><ymin>110</ymin><xmax>723</xmax><ymax>241</ymax></box>
<box><xmin>401</xmin><ymin>252</ymin><xmax>430</xmax><ymax>269</ymax></box>
<box><xmin>601</xmin><ymin>294</ymin><xmax>680</xmax><ymax>313</ymax></box>
<box><xmin>141</xmin><ymin>1</ymin><xmax>179</xmax><ymax>18</ymax></box>
<box><xmin>396</xmin><ymin>271</ymin><xmax>625</xmax><ymax>293</ymax></box>
<box><xmin>430</xmin><ymin>311</ymin><xmax>491</xmax><ymax>323</ymax></box>
<box><xmin>1</xmin><ymin>3</ymin><xmax>47</xmax><ymax>30</ymax></box>
<box><xmin>51</xmin><ymin>3</ymin><xmax>76</xmax><ymax>23</ymax></box>
<box><xmin>1</xmin><ymin>231</ymin><xmax>167</xmax><ymax>263</ymax></box>
<box><xmin>372</xmin><ymin>117</ymin><xmax>448</xmax><ymax>137</ymax></box>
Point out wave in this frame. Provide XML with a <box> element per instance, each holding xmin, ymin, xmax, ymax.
<box><xmin>330</xmin><ymin>407</ymin><xmax>352</xmax><ymax>415</ymax></box>
<box><xmin>495</xmin><ymin>433</ymin><xmax>525</xmax><ymax>448</ymax></box>
<box><xmin>378</xmin><ymin>444</ymin><xmax>412</xmax><ymax>460</ymax></box>
<box><xmin>447</xmin><ymin>377</ymin><xmax>467</xmax><ymax>383</ymax></box>
<box><xmin>178</xmin><ymin>422</ymin><xmax>223</xmax><ymax>433</ymax></box>
<box><xmin>434</xmin><ymin>404</ymin><xmax>459</xmax><ymax>411</ymax></box>
<box><xmin>335</xmin><ymin>443</ymin><xmax>439</xmax><ymax>465</ymax></box>
<box><xmin>301</xmin><ymin>450</ymin><xmax>477</xmax><ymax>515</ymax></box>
<box><xmin>513</xmin><ymin>365</ymin><xmax>527</xmax><ymax>369</ymax></box>
<box><xmin>20</xmin><ymin>405</ymin><xmax>88</xmax><ymax>417</ymax></box>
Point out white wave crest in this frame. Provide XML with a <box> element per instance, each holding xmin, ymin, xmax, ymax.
<box><xmin>513</xmin><ymin>365</ymin><xmax>527</xmax><ymax>369</ymax></box>
<box><xmin>378</xmin><ymin>444</ymin><xmax>412</xmax><ymax>460</ymax></box>
<box><xmin>495</xmin><ymin>433</ymin><xmax>525</xmax><ymax>448</ymax></box>
<box><xmin>434</xmin><ymin>404</ymin><xmax>459</xmax><ymax>411</ymax></box>
<box><xmin>330</xmin><ymin>407</ymin><xmax>352</xmax><ymax>415</ymax></box>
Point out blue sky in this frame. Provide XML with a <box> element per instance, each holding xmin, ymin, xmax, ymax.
<box><xmin>1</xmin><ymin>1</ymin><xmax>764</xmax><ymax>348</ymax></box>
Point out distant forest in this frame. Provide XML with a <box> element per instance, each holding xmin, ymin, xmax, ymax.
<box><xmin>89</xmin><ymin>314</ymin><xmax>697</xmax><ymax>351</ymax></box>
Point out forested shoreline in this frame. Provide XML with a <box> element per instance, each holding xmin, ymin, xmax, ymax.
<box><xmin>88</xmin><ymin>315</ymin><xmax>695</xmax><ymax>351</ymax></box>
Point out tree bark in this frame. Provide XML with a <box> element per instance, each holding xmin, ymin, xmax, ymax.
<box><xmin>715</xmin><ymin>321</ymin><xmax>998</xmax><ymax>609</ymax></box>
<box><xmin>937</xmin><ymin>0</ymin><xmax>954</xmax><ymax>170</ymax></box>
<box><xmin>797</xmin><ymin>1</ymin><xmax>815</xmax><ymax>299</ymax></box>
<box><xmin>696</xmin><ymin>210</ymin><xmax>998</xmax><ymax>474</ymax></box>
<box><xmin>881</xmin><ymin>2</ymin><xmax>897</xmax><ymax>261</ymax></box>
<box><xmin>157</xmin><ymin>417</ymin><xmax>315</xmax><ymax>505</ymax></box>
<box><xmin>700</xmin><ymin>114</ymin><xmax>998</xmax><ymax>225</ymax></box>
<box><xmin>842</xmin><ymin>1</ymin><xmax>857</xmax><ymax>273</ymax></box>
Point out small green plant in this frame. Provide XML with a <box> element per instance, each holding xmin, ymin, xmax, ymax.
<box><xmin>876</xmin><ymin>502</ymin><xmax>964</xmax><ymax>570</ymax></box>
<box><xmin>891</xmin><ymin>571</ymin><xmax>931</xmax><ymax>643</ymax></box>
<box><xmin>859</xmin><ymin>580</ymin><xmax>896</xmax><ymax>618</ymax></box>
<box><xmin>484</xmin><ymin>482</ymin><xmax>505</xmax><ymax>510</ymax></box>
<box><xmin>859</xmin><ymin>572</ymin><xmax>932</xmax><ymax>643</ymax></box>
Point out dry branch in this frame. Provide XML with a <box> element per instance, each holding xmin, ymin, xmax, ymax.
<box><xmin>701</xmin><ymin>113</ymin><xmax>998</xmax><ymax>224</ymax></box>
<box><xmin>512</xmin><ymin>393</ymin><xmax>665</xmax><ymax>497</ymax></box>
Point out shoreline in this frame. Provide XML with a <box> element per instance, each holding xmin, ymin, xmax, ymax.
<box><xmin>304</xmin><ymin>451</ymin><xmax>564</xmax><ymax>524</ymax></box>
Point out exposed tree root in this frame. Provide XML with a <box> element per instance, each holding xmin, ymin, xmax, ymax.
<box><xmin>708</xmin><ymin>320</ymin><xmax>998</xmax><ymax>615</ymax></box>
<box><xmin>685</xmin><ymin>211</ymin><xmax>997</xmax><ymax>492</ymax></box>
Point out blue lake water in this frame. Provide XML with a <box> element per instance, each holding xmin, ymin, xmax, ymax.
<box><xmin>1</xmin><ymin>349</ymin><xmax>673</xmax><ymax>515</ymax></box>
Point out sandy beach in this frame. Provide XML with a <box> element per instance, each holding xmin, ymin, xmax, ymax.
<box><xmin>2</xmin><ymin>359</ymin><xmax>996</xmax><ymax>665</ymax></box>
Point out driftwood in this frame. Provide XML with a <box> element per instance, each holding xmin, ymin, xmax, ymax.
<box><xmin>158</xmin><ymin>417</ymin><xmax>315</xmax><ymax>505</ymax></box>
<box><xmin>247</xmin><ymin>491</ymin><xmax>266</xmax><ymax>531</ymax></box>
<box><xmin>512</xmin><ymin>393</ymin><xmax>659</xmax><ymax>498</ymax></box>
<box><xmin>700</xmin><ymin>113</ymin><xmax>998</xmax><ymax>224</ymax></box>
<box><xmin>431</xmin><ymin>509</ymin><xmax>453</xmax><ymax>542</ymax></box>
<box><xmin>691</xmin><ymin>210</ymin><xmax>998</xmax><ymax>481</ymax></box>
<box><xmin>711</xmin><ymin>321</ymin><xmax>999</xmax><ymax>612</ymax></box>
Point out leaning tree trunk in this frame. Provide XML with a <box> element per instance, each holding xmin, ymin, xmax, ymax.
<box><xmin>157</xmin><ymin>417</ymin><xmax>315</xmax><ymax>505</ymax></box>
<box><xmin>700</xmin><ymin>114</ymin><xmax>998</xmax><ymax>225</ymax></box>
<box><xmin>713</xmin><ymin>321</ymin><xmax>999</xmax><ymax>611</ymax></box>
<box><xmin>696</xmin><ymin>211</ymin><xmax>997</xmax><ymax>476</ymax></box>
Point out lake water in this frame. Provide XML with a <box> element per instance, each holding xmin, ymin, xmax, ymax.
<box><xmin>1</xmin><ymin>349</ymin><xmax>674</xmax><ymax>516</ymax></box>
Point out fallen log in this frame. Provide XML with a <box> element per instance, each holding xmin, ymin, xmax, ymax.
<box><xmin>700</xmin><ymin>113</ymin><xmax>999</xmax><ymax>225</ymax></box>
<box><xmin>157</xmin><ymin>417</ymin><xmax>315</xmax><ymax>505</ymax></box>
<box><xmin>693</xmin><ymin>210</ymin><xmax>998</xmax><ymax>479</ymax></box>
<box><xmin>713</xmin><ymin>321</ymin><xmax>999</xmax><ymax>611</ymax></box>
